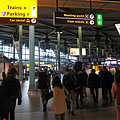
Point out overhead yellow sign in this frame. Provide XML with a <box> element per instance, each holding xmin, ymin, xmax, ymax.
<box><xmin>0</xmin><ymin>0</ymin><xmax>37</xmax><ymax>25</ymax></box>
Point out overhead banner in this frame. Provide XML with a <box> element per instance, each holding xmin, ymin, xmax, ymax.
<box><xmin>53</xmin><ymin>12</ymin><xmax>95</xmax><ymax>26</ymax></box>
<box><xmin>0</xmin><ymin>0</ymin><xmax>37</xmax><ymax>25</ymax></box>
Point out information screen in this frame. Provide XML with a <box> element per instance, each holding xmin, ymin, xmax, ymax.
<box><xmin>0</xmin><ymin>0</ymin><xmax>37</xmax><ymax>25</ymax></box>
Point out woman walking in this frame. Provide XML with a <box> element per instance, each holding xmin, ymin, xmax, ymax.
<box><xmin>48</xmin><ymin>76</ymin><xmax>68</xmax><ymax>120</ymax></box>
<box><xmin>112</xmin><ymin>70</ymin><xmax>120</xmax><ymax>120</ymax></box>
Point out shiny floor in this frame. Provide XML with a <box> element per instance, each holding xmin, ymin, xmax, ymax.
<box><xmin>15</xmin><ymin>80</ymin><xmax>116</xmax><ymax>120</ymax></box>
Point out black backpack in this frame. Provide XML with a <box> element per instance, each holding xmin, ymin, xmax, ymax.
<box><xmin>38</xmin><ymin>72</ymin><xmax>48</xmax><ymax>89</ymax></box>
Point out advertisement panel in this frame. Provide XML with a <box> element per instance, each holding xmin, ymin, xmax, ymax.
<box><xmin>70</xmin><ymin>48</ymin><xmax>79</xmax><ymax>56</ymax></box>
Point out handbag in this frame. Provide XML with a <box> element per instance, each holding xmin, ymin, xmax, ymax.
<box><xmin>45</xmin><ymin>91</ymin><xmax>53</xmax><ymax>101</ymax></box>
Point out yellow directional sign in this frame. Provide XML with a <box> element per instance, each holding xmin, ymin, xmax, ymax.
<box><xmin>0</xmin><ymin>0</ymin><xmax>37</xmax><ymax>25</ymax></box>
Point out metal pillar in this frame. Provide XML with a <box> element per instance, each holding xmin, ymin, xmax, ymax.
<box><xmin>38</xmin><ymin>41</ymin><xmax>40</xmax><ymax>70</ymax></box>
<box><xmin>29</xmin><ymin>26</ymin><xmax>35</xmax><ymax>91</ymax></box>
<box><xmin>25</xmin><ymin>43</ymin><xmax>27</xmax><ymax>65</ymax></box>
<box><xmin>96</xmin><ymin>47</ymin><xmax>99</xmax><ymax>56</ymax></box>
<box><xmin>89</xmin><ymin>42</ymin><xmax>91</xmax><ymax>57</ymax></box>
<box><xmin>57</xmin><ymin>32</ymin><xmax>61</xmax><ymax>76</ymax></box>
<box><xmin>55</xmin><ymin>45</ymin><xmax>57</xmax><ymax>71</ymax></box>
<box><xmin>102</xmin><ymin>49</ymin><xmax>104</xmax><ymax>56</ymax></box>
<box><xmin>67</xmin><ymin>47</ymin><xmax>69</xmax><ymax>62</ymax></box>
<box><xmin>13</xmin><ymin>38</ymin><xmax>15</xmax><ymax>62</ymax></box>
<box><xmin>78</xmin><ymin>26</ymin><xmax>82</xmax><ymax>62</ymax></box>
<box><xmin>18</xmin><ymin>25</ymin><xmax>23</xmax><ymax>81</ymax></box>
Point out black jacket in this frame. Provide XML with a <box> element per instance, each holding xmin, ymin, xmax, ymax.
<box><xmin>2</xmin><ymin>76</ymin><xmax>22</xmax><ymax>99</ymax></box>
<box><xmin>100</xmin><ymin>71</ymin><xmax>114</xmax><ymax>88</ymax></box>
<box><xmin>75</xmin><ymin>71</ymin><xmax>86</xmax><ymax>88</ymax></box>
<box><xmin>38</xmin><ymin>72</ymin><xmax>50</xmax><ymax>89</ymax></box>
<box><xmin>63</xmin><ymin>74</ymin><xmax>76</xmax><ymax>91</ymax></box>
<box><xmin>88</xmin><ymin>73</ymin><xmax>100</xmax><ymax>88</ymax></box>
<box><xmin>0</xmin><ymin>86</ymin><xmax>8</xmax><ymax>119</ymax></box>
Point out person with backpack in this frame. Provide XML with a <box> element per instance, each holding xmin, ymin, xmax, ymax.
<box><xmin>48</xmin><ymin>76</ymin><xmax>68</xmax><ymax>120</ymax></box>
<box><xmin>1</xmin><ymin>68</ymin><xmax>22</xmax><ymax>120</ymax></box>
<box><xmin>37</xmin><ymin>68</ymin><xmax>50</xmax><ymax>111</ymax></box>
<box><xmin>100</xmin><ymin>66</ymin><xmax>114</xmax><ymax>105</ymax></box>
<box><xmin>88</xmin><ymin>69</ymin><xmax>100</xmax><ymax>103</ymax></box>
<box><xmin>63</xmin><ymin>68</ymin><xmax>76</xmax><ymax>116</ymax></box>
<box><xmin>112</xmin><ymin>70</ymin><xmax>120</xmax><ymax>120</ymax></box>
<box><xmin>73</xmin><ymin>62</ymin><xmax>85</xmax><ymax>108</ymax></box>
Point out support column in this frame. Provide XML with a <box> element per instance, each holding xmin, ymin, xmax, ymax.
<box><xmin>13</xmin><ymin>38</ymin><xmax>15</xmax><ymax>63</ymax></box>
<box><xmin>102</xmin><ymin>49</ymin><xmax>104</xmax><ymax>56</ymax></box>
<box><xmin>89</xmin><ymin>42</ymin><xmax>91</xmax><ymax>57</ymax></box>
<box><xmin>78</xmin><ymin>26</ymin><xmax>82</xmax><ymax>62</ymax></box>
<box><xmin>57</xmin><ymin>32</ymin><xmax>61</xmax><ymax>76</ymax></box>
<box><xmin>29</xmin><ymin>26</ymin><xmax>35</xmax><ymax>91</ymax></box>
<box><xmin>77</xmin><ymin>38</ymin><xmax>79</xmax><ymax>61</ymax></box>
<box><xmin>38</xmin><ymin>41</ymin><xmax>40</xmax><ymax>70</ymax></box>
<box><xmin>96</xmin><ymin>47</ymin><xmax>99</xmax><ymax>56</ymax></box>
<box><xmin>106</xmin><ymin>52</ymin><xmax>108</xmax><ymax>57</ymax></box>
<box><xmin>55</xmin><ymin>45</ymin><xmax>57</xmax><ymax>71</ymax></box>
<box><xmin>18</xmin><ymin>25</ymin><xmax>23</xmax><ymax>81</ymax></box>
<box><xmin>25</xmin><ymin>43</ymin><xmax>27</xmax><ymax>65</ymax></box>
<box><xmin>67</xmin><ymin>47</ymin><xmax>69</xmax><ymax>62</ymax></box>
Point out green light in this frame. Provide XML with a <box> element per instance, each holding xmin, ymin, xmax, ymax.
<box><xmin>97</xmin><ymin>14</ymin><xmax>103</xmax><ymax>26</ymax></box>
<box><xmin>101</xmin><ymin>62</ymin><xmax>105</xmax><ymax>64</ymax></box>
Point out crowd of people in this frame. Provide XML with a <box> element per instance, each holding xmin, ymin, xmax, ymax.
<box><xmin>36</xmin><ymin>62</ymin><xmax>120</xmax><ymax>120</ymax></box>
<box><xmin>1</xmin><ymin>62</ymin><xmax>120</xmax><ymax>120</ymax></box>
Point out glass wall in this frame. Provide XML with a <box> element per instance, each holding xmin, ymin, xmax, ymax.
<box><xmin>0</xmin><ymin>42</ymin><xmax>77</xmax><ymax>66</ymax></box>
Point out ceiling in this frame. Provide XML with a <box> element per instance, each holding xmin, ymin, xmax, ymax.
<box><xmin>0</xmin><ymin>0</ymin><xmax>120</xmax><ymax>57</ymax></box>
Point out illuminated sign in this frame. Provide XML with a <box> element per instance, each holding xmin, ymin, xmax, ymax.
<box><xmin>97</xmin><ymin>14</ymin><xmax>103</xmax><ymax>26</ymax></box>
<box><xmin>53</xmin><ymin>12</ymin><xmax>95</xmax><ymax>26</ymax></box>
<box><xmin>101</xmin><ymin>62</ymin><xmax>105</xmax><ymax>64</ymax></box>
<box><xmin>48</xmin><ymin>64</ymin><xmax>52</xmax><ymax>68</ymax></box>
<box><xmin>70</xmin><ymin>48</ymin><xmax>86</xmax><ymax>56</ymax></box>
<box><xmin>40</xmin><ymin>62</ymin><xmax>44</xmax><ymax>65</ymax></box>
<box><xmin>82</xmin><ymin>48</ymin><xmax>86</xmax><ymax>56</ymax></box>
<box><xmin>0</xmin><ymin>0</ymin><xmax>37</xmax><ymax>25</ymax></box>
<box><xmin>70</xmin><ymin>48</ymin><xmax>79</xmax><ymax>56</ymax></box>
<box><xmin>115</xmin><ymin>24</ymin><xmax>120</xmax><ymax>35</ymax></box>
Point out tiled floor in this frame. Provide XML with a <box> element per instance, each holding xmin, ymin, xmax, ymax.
<box><xmin>15</xmin><ymin>80</ymin><xmax>117</xmax><ymax>120</ymax></box>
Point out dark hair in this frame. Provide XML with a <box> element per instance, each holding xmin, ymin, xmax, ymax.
<box><xmin>65</xmin><ymin>68</ymin><xmax>70</xmax><ymax>72</ymax></box>
<box><xmin>73</xmin><ymin>61</ymin><xmax>82</xmax><ymax>73</ymax></box>
<box><xmin>8</xmin><ymin>68</ymin><xmax>17</xmax><ymax>75</ymax></box>
<box><xmin>52</xmin><ymin>76</ymin><xmax>63</xmax><ymax>88</ymax></box>
<box><xmin>115</xmin><ymin>70</ymin><xmax>120</xmax><ymax>83</ymax></box>
<box><xmin>91</xmin><ymin>69</ymin><xmax>95</xmax><ymax>73</ymax></box>
<box><xmin>103</xmin><ymin>66</ymin><xmax>107</xmax><ymax>71</ymax></box>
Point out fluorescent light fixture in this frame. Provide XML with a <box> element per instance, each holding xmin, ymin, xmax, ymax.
<box><xmin>115</xmin><ymin>24</ymin><xmax>120</xmax><ymax>35</ymax></box>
